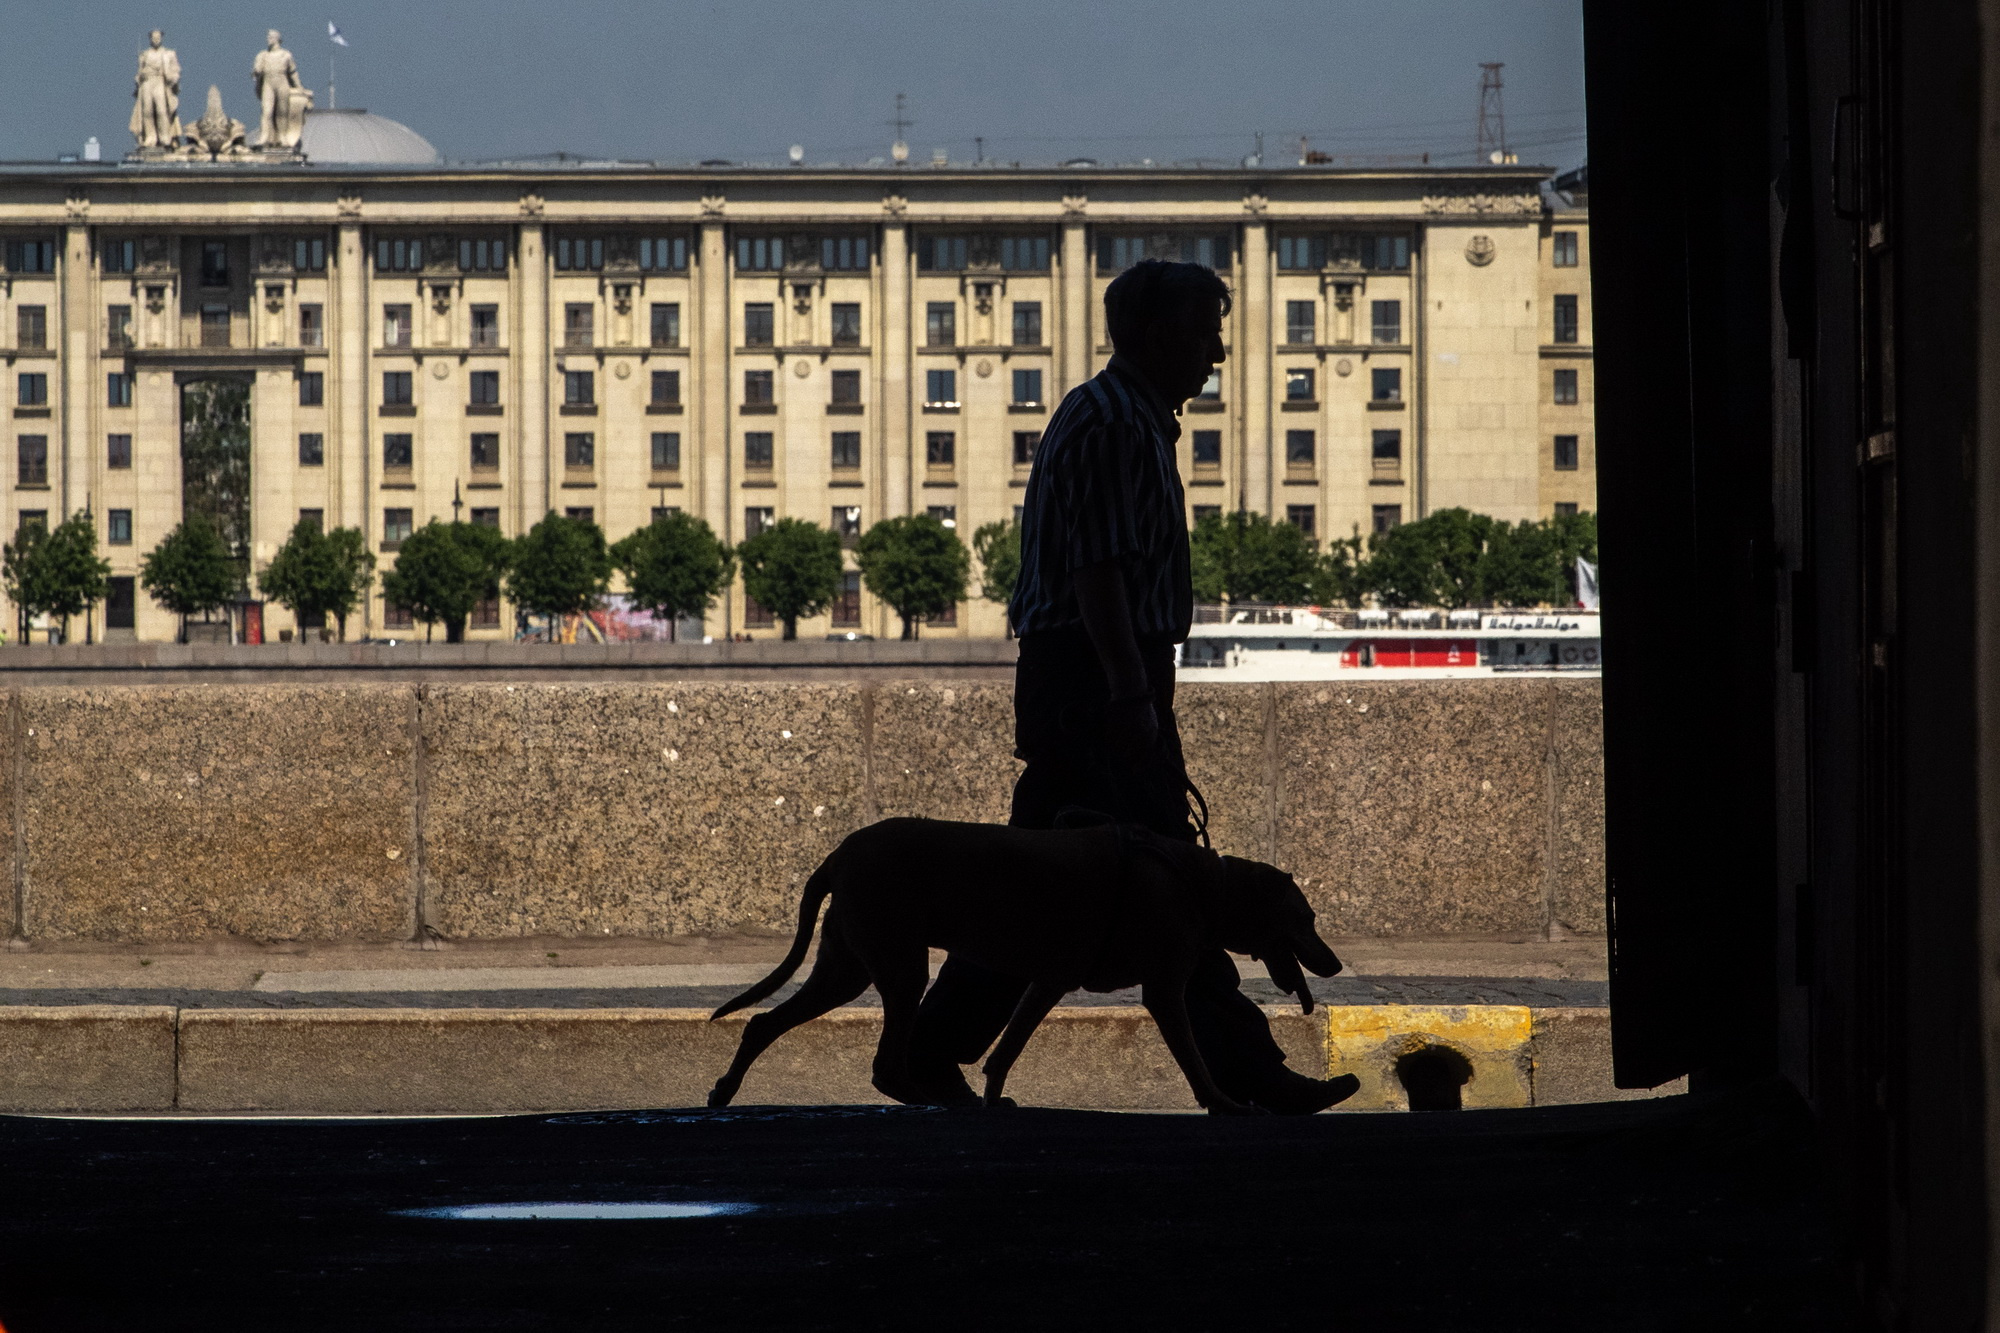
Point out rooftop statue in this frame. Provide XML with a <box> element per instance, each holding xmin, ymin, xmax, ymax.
<box><xmin>190</xmin><ymin>85</ymin><xmax>251</xmax><ymax>161</ymax></box>
<box><xmin>128</xmin><ymin>29</ymin><xmax>180</xmax><ymax>151</ymax></box>
<box><xmin>252</xmin><ymin>29</ymin><xmax>312</xmax><ymax>152</ymax></box>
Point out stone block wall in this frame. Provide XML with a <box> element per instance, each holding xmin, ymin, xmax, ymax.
<box><xmin>0</xmin><ymin>678</ymin><xmax>1603</xmax><ymax>943</ymax></box>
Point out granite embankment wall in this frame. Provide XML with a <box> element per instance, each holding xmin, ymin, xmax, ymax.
<box><xmin>0</xmin><ymin>679</ymin><xmax>1603</xmax><ymax>944</ymax></box>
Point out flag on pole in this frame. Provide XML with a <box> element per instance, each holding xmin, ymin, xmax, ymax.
<box><xmin>1575</xmin><ymin>556</ymin><xmax>1600</xmax><ymax>610</ymax></box>
<box><xmin>328</xmin><ymin>21</ymin><xmax>349</xmax><ymax>46</ymax></box>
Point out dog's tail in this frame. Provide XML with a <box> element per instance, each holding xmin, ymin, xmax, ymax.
<box><xmin>709</xmin><ymin>861</ymin><xmax>835</xmax><ymax>1021</ymax></box>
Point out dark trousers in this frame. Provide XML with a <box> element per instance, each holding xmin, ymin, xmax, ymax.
<box><xmin>908</xmin><ymin>630</ymin><xmax>1290</xmax><ymax>1095</ymax></box>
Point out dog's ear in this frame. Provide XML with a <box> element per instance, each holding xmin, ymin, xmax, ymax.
<box><xmin>1262</xmin><ymin>946</ymin><xmax>1314</xmax><ymax>1015</ymax></box>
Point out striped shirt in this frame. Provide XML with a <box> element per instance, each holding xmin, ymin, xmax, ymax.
<box><xmin>1009</xmin><ymin>357</ymin><xmax>1193</xmax><ymax>641</ymax></box>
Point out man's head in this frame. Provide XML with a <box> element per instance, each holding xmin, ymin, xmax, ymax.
<box><xmin>1103</xmin><ymin>259</ymin><xmax>1230</xmax><ymax>405</ymax></box>
<box><xmin>148</xmin><ymin>29</ymin><xmax>163</xmax><ymax>46</ymax></box>
<box><xmin>268</xmin><ymin>29</ymin><xmax>282</xmax><ymax>47</ymax></box>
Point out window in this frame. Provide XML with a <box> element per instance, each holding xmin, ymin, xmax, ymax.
<box><xmin>107</xmin><ymin>304</ymin><xmax>133</xmax><ymax>350</ymax></box>
<box><xmin>1365</xmin><ymin>234</ymin><xmax>1410</xmax><ymax>270</ymax></box>
<box><xmin>650</xmin><ymin>303</ymin><xmax>680</xmax><ymax>347</ymax></box>
<box><xmin>298</xmin><ymin>303</ymin><xmax>323</xmax><ymax>347</ymax></box>
<box><xmin>473</xmin><ymin>596</ymin><xmax>501</xmax><ymax>629</ymax></box>
<box><xmin>651</xmin><ymin>432</ymin><xmax>680</xmax><ymax>470</ymax></box>
<box><xmin>1013</xmin><ymin>302</ymin><xmax>1043</xmax><ymax>347</ymax></box>
<box><xmin>1284</xmin><ymin>430</ymin><xmax>1316</xmax><ymax>467</ymax></box>
<box><xmin>743</xmin><ymin>303</ymin><xmax>774</xmax><ymax>347</ymax></box>
<box><xmin>200</xmin><ymin>304</ymin><xmax>231</xmax><ymax>347</ymax></box>
<box><xmin>1277</xmin><ymin>235</ymin><xmax>1326</xmax><ymax>271</ymax></box>
<box><xmin>469</xmin><ymin>370</ymin><xmax>500</xmax><ymax>406</ymax></box>
<box><xmin>744</xmin><ymin>506</ymin><xmax>775</xmax><ymax>537</ymax></box>
<box><xmin>1372</xmin><ymin>429</ymin><xmax>1403</xmax><ymax>475</ymax></box>
<box><xmin>830</xmin><ymin>369</ymin><xmax>861</xmax><ymax>405</ymax></box>
<box><xmin>4</xmin><ymin>240</ymin><xmax>53</xmax><ymax>274</ymax></box>
<box><xmin>1285</xmin><ymin>300</ymin><xmax>1316</xmax><ymax>345</ymax></box>
<box><xmin>470</xmin><ymin>305</ymin><xmax>499</xmax><ymax>348</ymax></box>
<box><xmin>1553</xmin><ymin>368</ymin><xmax>1579</xmax><ymax>404</ymax></box>
<box><xmin>457</xmin><ymin>237</ymin><xmax>507</xmax><ymax>271</ymax></box>
<box><xmin>743</xmin><ymin>595</ymin><xmax>774</xmax><ymax>628</ymax></box>
<box><xmin>106</xmin><ymin>576</ymin><xmax>135</xmax><ymax>631</ymax></box>
<box><xmin>1012</xmin><ymin>368</ymin><xmax>1043</xmax><ymax>407</ymax></box>
<box><xmin>1013</xmin><ymin>431</ymin><xmax>1039</xmax><ymax>466</ymax></box>
<box><xmin>1286</xmin><ymin>505</ymin><xmax>1316</xmax><ymax>539</ymax></box>
<box><xmin>831</xmin><ymin>431</ymin><xmax>862</xmax><ymax>469</ymax></box>
<box><xmin>1372</xmin><ymin>504</ymin><xmax>1402</xmax><ymax>534</ymax></box>
<box><xmin>471</xmin><ymin>507</ymin><xmax>500</xmax><ymax>528</ymax></box>
<box><xmin>1286</xmin><ymin>368</ymin><xmax>1315</xmax><ymax>402</ymax></box>
<box><xmin>107</xmin><ymin>434</ymin><xmax>132</xmax><ymax>469</ymax></box>
<box><xmin>1371</xmin><ymin>300</ymin><xmax>1401</xmax><ymax>344</ymax></box>
<box><xmin>744</xmin><ymin>432</ymin><xmax>774</xmax><ymax>469</ymax></box>
<box><xmin>15</xmin><ymin>437</ymin><xmax>49</xmax><ymax>487</ymax></box>
<box><xmin>830</xmin><ymin>303</ymin><xmax>862</xmax><ymax>346</ymax></box>
<box><xmin>926</xmin><ymin>432</ymin><xmax>956</xmax><ymax>467</ymax></box>
<box><xmin>565</xmin><ymin>507</ymin><xmax>596</xmax><ymax>524</ymax></box>
<box><xmin>926</xmin><ymin>505</ymin><xmax>957</xmax><ymax>529</ymax></box>
<box><xmin>200</xmin><ymin>240</ymin><xmax>230</xmax><ymax>287</ymax></box>
<box><xmin>15</xmin><ymin>510</ymin><xmax>45</xmax><ymax>535</ymax></box>
<box><xmin>16</xmin><ymin>306</ymin><xmax>44</xmax><ymax>350</ymax></box>
<box><xmin>298</xmin><ymin>433</ymin><xmax>324</xmax><ymax>466</ymax></box>
<box><xmin>1553</xmin><ymin>294</ymin><xmax>1579</xmax><ymax>344</ymax></box>
<box><xmin>382</xmin><ymin>371</ymin><xmax>413</xmax><ymax>406</ymax></box>
<box><xmin>743</xmin><ymin>369</ymin><xmax>774</xmax><ymax>405</ymax></box>
<box><xmin>1371</xmin><ymin>367</ymin><xmax>1402</xmax><ymax>402</ymax></box>
<box><xmin>1198</xmin><ymin>369</ymin><xmax>1222</xmax><ymax>401</ymax></box>
<box><xmin>298</xmin><ymin>509</ymin><xmax>324</xmax><ymax>531</ymax></box>
<box><xmin>564</xmin><ymin>433</ymin><xmax>595</xmax><ymax>469</ymax></box>
<box><xmin>832</xmin><ymin>505</ymin><xmax>862</xmax><ymax>545</ymax></box>
<box><xmin>1096</xmin><ymin>233</ymin><xmax>1231</xmax><ymax>273</ymax></box>
<box><xmin>383</xmin><ymin>434</ymin><xmax>413</xmax><ymax>469</ymax></box>
<box><xmin>832</xmin><ymin>570</ymin><xmax>862</xmax><ymax>627</ymax></box>
<box><xmin>1192</xmin><ymin>430</ymin><xmax>1222</xmax><ymax>465</ymax></box>
<box><xmin>1554</xmin><ymin>435</ymin><xmax>1580</xmax><ymax>471</ymax></box>
<box><xmin>383</xmin><ymin>305</ymin><xmax>411</xmax><ymax>348</ymax></box>
<box><xmin>375</xmin><ymin>237</ymin><xmax>425</xmax><ymax>272</ymax></box>
<box><xmin>1554</xmin><ymin>502</ymin><xmax>1579</xmax><ymax>517</ymax></box>
<box><xmin>294</xmin><ymin>236</ymin><xmax>327</xmax><ymax>271</ymax></box>
<box><xmin>17</xmin><ymin>374</ymin><xmax>46</xmax><ymax>407</ymax></box>
<box><xmin>298</xmin><ymin>371</ymin><xmax>324</xmax><ymax>407</ymax></box>
<box><xmin>640</xmin><ymin>235</ymin><xmax>688</xmax><ymax>272</ymax></box>
<box><xmin>564</xmin><ymin>370</ymin><xmax>595</xmax><ymax>406</ymax></box>
<box><xmin>103</xmin><ymin>238</ymin><xmax>136</xmax><ymax>273</ymax></box>
<box><xmin>650</xmin><ymin>370</ymin><xmax>680</xmax><ymax>406</ymax></box>
<box><xmin>554</xmin><ymin>236</ymin><xmax>604</xmax><ymax>271</ymax></box>
<box><xmin>106</xmin><ymin>373</ymin><xmax>132</xmax><ymax>408</ymax></box>
<box><xmin>1552</xmin><ymin>231</ymin><xmax>1579</xmax><ymax>267</ymax></box>
<box><xmin>925</xmin><ymin>303</ymin><xmax>956</xmax><ymax>348</ymax></box>
<box><xmin>736</xmin><ymin>236</ymin><xmax>786</xmax><ymax>271</ymax></box>
<box><xmin>470</xmin><ymin>433</ymin><xmax>500</xmax><ymax>469</ymax></box>
<box><xmin>917</xmin><ymin>236</ymin><xmax>969</xmax><ymax>271</ymax></box>
<box><xmin>926</xmin><ymin>369</ymin><xmax>957</xmax><ymax>407</ymax></box>
<box><xmin>1000</xmin><ymin>236</ymin><xmax>1051</xmax><ymax>271</ymax></box>
<box><xmin>821</xmin><ymin>235</ymin><xmax>870</xmax><ymax>270</ymax></box>
<box><xmin>107</xmin><ymin>509</ymin><xmax>132</xmax><ymax>546</ymax></box>
<box><xmin>564</xmin><ymin>304</ymin><xmax>595</xmax><ymax>349</ymax></box>
<box><xmin>1192</xmin><ymin>504</ymin><xmax>1222</xmax><ymax>526</ymax></box>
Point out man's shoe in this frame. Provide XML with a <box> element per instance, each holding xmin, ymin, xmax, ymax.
<box><xmin>1243</xmin><ymin>1069</ymin><xmax>1361</xmax><ymax>1115</ymax></box>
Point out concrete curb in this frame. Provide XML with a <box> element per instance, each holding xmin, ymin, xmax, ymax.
<box><xmin>0</xmin><ymin>1004</ymin><xmax>1681</xmax><ymax>1115</ymax></box>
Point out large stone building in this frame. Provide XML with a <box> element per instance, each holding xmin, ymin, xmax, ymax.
<box><xmin>0</xmin><ymin>107</ymin><xmax>1591</xmax><ymax>642</ymax></box>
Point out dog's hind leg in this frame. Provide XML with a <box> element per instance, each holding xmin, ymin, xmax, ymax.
<box><xmin>707</xmin><ymin>935</ymin><xmax>872</xmax><ymax>1108</ymax></box>
<box><xmin>864</xmin><ymin>943</ymin><xmax>959</xmax><ymax>1106</ymax></box>
<box><xmin>980</xmin><ymin>979</ymin><xmax>1070</xmax><ymax>1108</ymax></box>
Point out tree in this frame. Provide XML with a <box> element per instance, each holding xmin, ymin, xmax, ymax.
<box><xmin>971</xmin><ymin>518</ymin><xmax>1022</xmax><ymax>611</ymax></box>
<box><xmin>1189</xmin><ymin>510</ymin><xmax>1319</xmax><ymax>605</ymax></box>
<box><xmin>506</xmin><ymin>511</ymin><xmax>612</xmax><ymax>637</ymax></box>
<box><xmin>855</xmin><ymin>513</ymin><xmax>970</xmax><ymax>640</ymax></box>
<box><xmin>257</xmin><ymin>518</ymin><xmax>377</xmax><ymax>641</ymax></box>
<box><xmin>1309</xmin><ymin>530</ymin><xmax>1368</xmax><ymax>608</ymax></box>
<box><xmin>1480</xmin><ymin>520</ymin><xmax>1569</xmax><ymax>608</ymax></box>
<box><xmin>1362</xmin><ymin>508</ymin><xmax>1498</xmax><ymax>608</ymax></box>
<box><xmin>139</xmin><ymin>513</ymin><xmax>237</xmax><ymax>642</ymax></box>
<box><xmin>2</xmin><ymin>511</ymin><xmax>111</xmax><ymax>644</ymax></box>
<box><xmin>736</xmin><ymin>517</ymin><xmax>843</xmax><ymax>641</ymax></box>
<box><xmin>611</xmin><ymin>512</ymin><xmax>734</xmax><ymax>638</ymax></box>
<box><xmin>381</xmin><ymin>521</ymin><xmax>500</xmax><ymax>643</ymax></box>
<box><xmin>1547</xmin><ymin>509</ymin><xmax>1600</xmax><ymax>603</ymax></box>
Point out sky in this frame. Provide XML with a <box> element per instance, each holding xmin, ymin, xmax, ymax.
<box><xmin>0</xmin><ymin>1</ymin><xmax>1585</xmax><ymax>168</ymax></box>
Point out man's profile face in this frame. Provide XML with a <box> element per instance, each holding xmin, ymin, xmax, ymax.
<box><xmin>1144</xmin><ymin>302</ymin><xmax>1226</xmax><ymax>405</ymax></box>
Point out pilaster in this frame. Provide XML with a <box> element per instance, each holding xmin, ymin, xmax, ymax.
<box><xmin>1059</xmin><ymin>219</ymin><xmax>1089</xmax><ymax>396</ymax></box>
<box><xmin>696</xmin><ymin>221</ymin><xmax>728</xmax><ymax>544</ymax></box>
<box><xmin>878</xmin><ymin>221</ymin><xmax>910</xmax><ymax>527</ymax></box>
<box><xmin>516</xmin><ymin>221</ymin><xmax>547</xmax><ymax>529</ymax></box>
<box><xmin>333</xmin><ymin>221</ymin><xmax>365</xmax><ymax>536</ymax></box>
<box><xmin>1238</xmin><ymin>219</ymin><xmax>1271</xmax><ymax>516</ymax></box>
<box><xmin>60</xmin><ymin>224</ymin><xmax>92</xmax><ymax>521</ymax></box>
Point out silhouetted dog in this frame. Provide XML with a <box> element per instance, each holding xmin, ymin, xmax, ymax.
<box><xmin>707</xmin><ymin>817</ymin><xmax>1343</xmax><ymax>1115</ymax></box>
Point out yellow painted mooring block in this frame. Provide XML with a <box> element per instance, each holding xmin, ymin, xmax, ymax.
<box><xmin>1321</xmin><ymin>1005</ymin><xmax>1534</xmax><ymax>1111</ymax></box>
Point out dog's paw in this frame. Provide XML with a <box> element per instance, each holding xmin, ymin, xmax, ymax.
<box><xmin>1204</xmin><ymin>1100</ymin><xmax>1271</xmax><ymax>1117</ymax></box>
<box><xmin>981</xmin><ymin>1095</ymin><xmax>1019</xmax><ymax>1110</ymax></box>
<box><xmin>706</xmin><ymin>1080</ymin><xmax>738</xmax><ymax>1109</ymax></box>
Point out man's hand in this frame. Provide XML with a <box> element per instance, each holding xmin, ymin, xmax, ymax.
<box><xmin>1105</xmin><ymin>692</ymin><xmax>1160</xmax><ymax>765</ymax></box>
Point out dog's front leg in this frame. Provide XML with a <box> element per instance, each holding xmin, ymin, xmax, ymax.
<box><xmin>981</xmin><ymin>979</ymin><xmax>1071</xmax><ymax>1108</ymax></box>
<box><xmin>1142</xmin><ymin>974</ymin><xmax>1264</xmax><ymax>1116</ymax></box>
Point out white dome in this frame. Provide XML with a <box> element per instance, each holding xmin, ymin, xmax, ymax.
<box><xmin>301</xmin><ymin>109</ymin><xmax>439</xmax><ymax>165</ymax></box>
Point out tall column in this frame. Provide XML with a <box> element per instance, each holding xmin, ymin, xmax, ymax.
<box><xmin>516</xmin><ymin>221</ymin><xmax>547</xmax><ymax>528</ymax></box>
<box><xmin>696</xmin><ymin>221</ymin><xmax>729</xmax><ymax>537</ymax></box>
<box><xmin>60</xmin><ymin>223</ymin><xmax>92</xmax><ymax>520</ymax></box>
<box><xmin>1238</xmin><ymin>219</ymin><xmax>1271</xmax><ymax>516</ymax></box>
<box><xmin>333</xmin><ymin>222</ymin><xmax>366</xmax><ymax>534</ymax></box>
<box><xmin>878</xmin><ymin>221</ymin><xmax>910</xmax><ymax>524</ymax></box>
<box><xmin>1059</xmin><ymin>219</ymin><xmax>1089</xmax><ymax>395</ymax></box>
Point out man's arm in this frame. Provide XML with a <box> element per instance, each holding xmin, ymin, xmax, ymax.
<box><xmin>1074</xmin><ymin>558</ymin><xmax>1158</xmax><ymax>759</ymax></box>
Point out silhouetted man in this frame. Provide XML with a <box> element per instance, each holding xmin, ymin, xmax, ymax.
<box><xmin>909</xmin><ymin>259</ymin><xmax>1356</xmax><ymax>1114</ymax></box>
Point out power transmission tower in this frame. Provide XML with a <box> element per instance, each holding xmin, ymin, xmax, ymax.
<box><xmin>887</xmin><ymin>93</ymin><xmax>913</xmax><ymax>164</ymax></box>
<box><xmin>1476</xmin><ymin>63</ymin><xmax>1508</xmax><ymax>163</ymax></box>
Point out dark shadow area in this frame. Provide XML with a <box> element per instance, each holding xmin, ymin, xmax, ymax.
<box><xmin>1396</xmin><ymin>1044</ymin><xmax>1474</xmax><ymax>1112</ymax></box>
<box><xmin>0</xmin><ymin>1083</ymin><xmax>1842</xmax><ymax>1331</ymax></box>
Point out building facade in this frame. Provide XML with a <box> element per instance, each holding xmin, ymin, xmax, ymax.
<box><xmin>0</xmin><ymin>127</ymin><xmax>1591</xmax><ymax>641</ymax></box>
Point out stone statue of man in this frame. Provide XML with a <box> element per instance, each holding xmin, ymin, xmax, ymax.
<box><xmin>252</xmin><ymin>29</ymin><xmax>307</xmax><ymax>149</ymax></box>
<box><xmin>129</xmin><ymin>29</ymin><xmax>181</xmax><ymax>150</ymax></box>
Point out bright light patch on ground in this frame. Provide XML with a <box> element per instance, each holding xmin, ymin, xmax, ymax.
<box><xmin>403</xmin><ymin>1202</ymin><xmax>758</xmax><ymax>1221</ymax></box>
